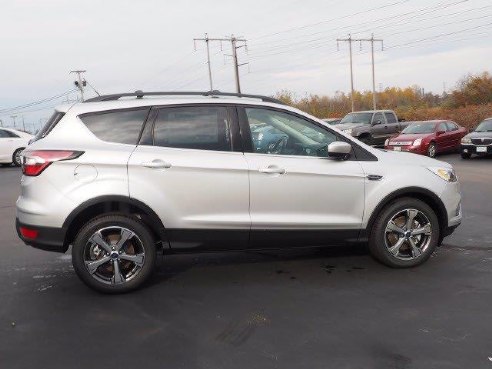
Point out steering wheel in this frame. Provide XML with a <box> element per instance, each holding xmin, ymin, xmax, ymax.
<box><xmin>267</xmin><ymin>136</ymin><xmax>288</xmax><ymax>154</ymax></box>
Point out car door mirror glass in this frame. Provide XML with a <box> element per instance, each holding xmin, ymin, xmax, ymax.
<box><xmin>328</xmin><ymin>141</ymin><xmax>352</xmax><ymax>160</ymax></box>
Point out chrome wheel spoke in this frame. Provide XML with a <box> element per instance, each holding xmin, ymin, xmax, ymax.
<box><xmin>85</xmin><ymin>255</ymin><xmax>111</xmax><ymax>274</ymax></box>
<box><xmin>386</xmin><ymin>221</ymin><xmax>405</xmax><ymax>235</ymax></box>
<box><xmin>388</xmin><ymin>237</ymin><xmax>405</xmax><ymax>256</ymax></box>
<box><xmin>409</xmin><ymin>238</ymin><xmax>422</xmax><ymax>258</ymax></box>
<box><xmin>115</xmin><ymin>228</ymin><xmax>134</xmax><ymax>251</ymax></box>
<box><xmin>406</xmin><ymin>209</ymin><xmax>418</xmax><ymax>230</ymax></box>
<box><xmin>412</xmin><ymin>223</ymin><xmax>431</xmax><ymax>236</ymax></box>
<box><xmin>89</xmin><ymin>232</ymin><xmax>112</xmax><ymax>254</ymax></box>
<box><xmin>120</xmin><ymin>253</ymin><xmax>145</xmax><ymax>267</ymax></box>
<box><xmin>112</xmin><ymin>260</ymin><xmax>125</xmax><ymax>285</ymax></box>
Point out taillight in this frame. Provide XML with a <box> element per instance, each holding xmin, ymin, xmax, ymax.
<box><xmin>21</xmin><ymin>150</ymin><xmax>84</xmax><ymax>176</ymax></box>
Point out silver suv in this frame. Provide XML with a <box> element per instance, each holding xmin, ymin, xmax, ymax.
<box><xmin>16</xmin><ymin>91</ymin><xmax>462</xmax><ymax>293</ymax></box>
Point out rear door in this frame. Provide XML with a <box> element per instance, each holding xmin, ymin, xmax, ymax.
<box><xmin>384</xmin><ymin>112</ymin><xmax>401</xmax><ymax>134</ymax></box>
<box><xmin>0</xmin><ymin>129</ymin><xmax>13</xmax><ymax>162</ymax></box>
<box><xmin>128</xmin><ymin>104</ymin><xmax>250</xmax><ymax>250</ymax></box>
<box><xmin>445</xmin><ymin>121</ymin><xmax>462</xmax><ymax>149</ymax></box>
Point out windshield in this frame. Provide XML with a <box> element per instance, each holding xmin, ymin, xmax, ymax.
<box><xmin>402</xmin><ymin>123</ymin><xmax>436</xmax><ymax>134</ymax></box>
<box><xmin>475</xmin><ymin>119</ymin><xmax>492</xmax><ymax>132</ymax></box>
<box><xmin>340</xmin><ymin>112</ymin><xmax>372</xmax><ymax>124</ymax></box>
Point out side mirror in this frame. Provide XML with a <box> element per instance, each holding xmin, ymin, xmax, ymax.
<box><xmin>328</xmin><ymin>141</ymin><xmax>352</xmax><ymax>160</ymax></box>
<box><xmin>436</xmin><ymin>130</ymin><xmax>445</xmax><ymax>136</ymax></box>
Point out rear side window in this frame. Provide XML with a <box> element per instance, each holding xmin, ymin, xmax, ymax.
<box><xmin>152</xmin><ymin>106</ymin><xmax>232</xmax><ymax>151</ymax></box>
<box><xmin>34</xmin><ymin>111</ymin><xmax>65</xmax><ymax>141</ymax></box>
<box><xmin>385</xmin><ymin>112</ymin><xmax>397</xmax><ymax>123</ymax></box>
<box><xmin>446</xmin><ymin>121</ymin><xmax>458</xmax><ymax>131</ymax></box>
<box><xmin>0</xmin><ymin>130</ymin><xmax>9</xmax><ymax>138</ymax></box>
<box><xmin>80</xmin><ymin>108</ymin><xmax>149</xmax><ymax>145</ymax></box>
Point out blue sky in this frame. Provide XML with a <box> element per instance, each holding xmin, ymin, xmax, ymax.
<box><xmin>0</xmin><ymin>0</ymin><xmax>491</xmax><ymax>132</ymax></box>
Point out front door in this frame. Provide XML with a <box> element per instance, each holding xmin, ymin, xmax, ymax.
<box><xmin>370</xmin><ymin>112</ymin><xmax>389</xmax><ymax>145</ymax></box>
<box><xmin>239</xmin><ymin>107</ymin><xmax>366</xmax><ymax>248</ymax></box>
<box><xmin>128</xmin><ymin>105</ymin><xmax>250</xmax><ymax>250</ymax></box>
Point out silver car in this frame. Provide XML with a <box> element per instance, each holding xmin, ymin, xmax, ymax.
<box><xmin>16</xmin><ymin>91</ymin><xmax>462</xmax><ymax>293</ymax></box>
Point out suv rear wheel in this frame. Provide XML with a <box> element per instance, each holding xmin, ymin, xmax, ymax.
<box><xmin>369</xmin><ymin>198</ymin><xmax>439</xmax><ymax>268</ymax></box>
<box><xmin>72</xmin><ymin>214</ymin><xmax>156</xmax><ymax>293</ymax></box>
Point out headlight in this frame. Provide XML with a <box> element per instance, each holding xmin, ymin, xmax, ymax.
<box><xmin>343</xmin><ymin>128</ymin><xmax>353</xmax><ymax>135</ymax></box>
<box><xmin>461</xmin><ymin>136</ymin><xmax>471</xmax><ymax>144</ymax></box>
<box><xmin>413</xmin><ymin>138</ymin><xmax>422</xmax><ymax>146</ymax></box>
<box><xmin>384</xmin><ymin>138</ymin><xmax>389</xmax><ymax>146</ymax></box>
<box><xmin>428</xmin><ymin>167</ymin><xmax>457</xmax><ymax>182</ymax></box>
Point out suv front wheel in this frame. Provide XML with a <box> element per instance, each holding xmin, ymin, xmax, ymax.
<box><xmin>369</xmin><ymin>198</ymin><xmax>439</xmax><ymax>268</ymax></box>
<box><xmin>72</xmin><ymin>214</ymin><xmax>156</xmax><ymax>293</ymax></box>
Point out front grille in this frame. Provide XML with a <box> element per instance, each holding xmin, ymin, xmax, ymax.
<box><xmin>471</xmin><ymin>137</ymin><xmax>492</xmax><ymax>145</ymax></box>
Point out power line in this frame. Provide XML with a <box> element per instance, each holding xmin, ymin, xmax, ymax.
<box><xmin>0</xmin><ymin>89</ymin><xmax>77</xmax><ymax>114</ymax></box>
<box><xmin>251</xmin><ymin>0</ymin><xmax>411</xmax><ymax>41</ymax></box>
<box><xmin>191</xmin><ymin>35</ymin><xmax>248</xmax><ymax>93</ymax></box>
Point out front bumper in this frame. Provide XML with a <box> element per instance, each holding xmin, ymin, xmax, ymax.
<box><xmin>16</xmin><ymin>218</ymin><xmax>67</xmax><ymax>253</ymax></box>
<box><xmin>385</xmin><ymin>145</ymin><xmax>426</xmax><ymax>155</ymax></box>
<box><xmin>460</xmin><ymin>144</ymin><xmax>492</xmax><ymax>155</ymax></box>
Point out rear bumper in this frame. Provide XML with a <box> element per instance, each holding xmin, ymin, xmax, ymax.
<box><xmin>16</xmin><ymin>218</ymin><xmax>67</xmax><ymax>253</ymax></box>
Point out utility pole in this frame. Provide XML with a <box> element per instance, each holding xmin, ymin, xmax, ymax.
<box><xmin>0</xmin><ymin>119</ymin><xmax>3</xmax><ymax>127</ymax></box>
<box><xmin>193</xmin><ymin>33</ymin><xmax>214</xmax><ymax>91</ymax></box>
<box><xmin>21</xmin><ymin>116</ymin><xmax>26</xmax><ymax>132</ymax></box>
<box><xmin>70</xmin><ymin>70</ymin><xmax>87</xmax><ymax>101</ymax></box>
<box><xmin>10</xmin><ymin>115</ymin><xmax>17</xmax><ymax>128</ymax></box>
<box><xmin>337</xmin><ymin>34</ymin><xmax>383</xmax><ymax>111</ymax></box>
<box><xmin>193</xmin><ymin>34</ymin><xmax>247</xmax><ymax>93</ymax></box>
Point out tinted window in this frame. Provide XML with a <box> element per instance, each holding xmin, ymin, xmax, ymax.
<box><xmin>80</xmin><ymin>108</ymin><xmax>149</xmax><ymax>145</ymax></box>
<box><xmin>446</xmin><ymin>121</ymin><xmax>458</xmax><ymax>131</ymax></box>
<box><xmin>245</xmin><ymin>108</ymin><xmax>338</xmax><ymax>157</ymax></box>
<box><xmin>437</xmin><ymin>122</ymin><xmax>448</xmax><ymax>132</ymax></box>
<box><xmin>0</xmin><ymin>130</ymin><xmax>9</xmax><ymax>138</ymax></box>
<box><xmin>475</xmin><ymin>119</ymin><xmax>492</xmax><ymax>132</ymax></box>
<box><xmin>372</xmin><ymin>112</ymin><xmax>384</xmax><ymax>124</ymax></box>
<box><xmin>33</xmin><ymin>111</ymin><xmax>65</xmax><ymax>142</ymax></box>
<box><xmin>4</xmin><ymin>130</ymin><xmax>19</xmax><ymax>138</ymax></box>
<box><xmin>340</xmin><ymin>112</ymin><xmax>372</xmax><ymax>124</ymax></box>
<box><xmin>385</xmin><ymin>112</ymin><xmax>397</xmax><ymax>123</ymax></box>
<box><xmin>402</xmin><ymin>123</ymin><xmax>436</xmax><ymax>134</ymax></box>
<box><xmin>153</xmin><ymin>106</ymin><xmax>231</xmax><ymax>151</ymax></box>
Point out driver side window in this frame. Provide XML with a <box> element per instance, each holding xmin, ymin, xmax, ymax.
<box><xmin>245</xmin><ymin>108</ymin><xmax>338</xmax><ymax>157</ymax></box>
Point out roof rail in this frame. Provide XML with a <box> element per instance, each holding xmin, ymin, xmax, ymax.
<box><xmin>84</xmin><ymin>90</ymin><xmax>285</xmax><ymax>105</ymax></box>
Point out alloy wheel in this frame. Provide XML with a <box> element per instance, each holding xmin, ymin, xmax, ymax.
<box><xmin>384</xmin><ymin>208</ymin><xmax>432</xmax><ymax>260</ymax></box>
<box><xmin>83</xmin><ymin>226</ymin><xmax>145</xmax><ymax>285</ymax></box>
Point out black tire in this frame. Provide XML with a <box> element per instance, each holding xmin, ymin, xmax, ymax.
<box><xmin>461</xmin><ymin>152</ymin><xmax>471</xmax><ymax>159</ymax></box>
<box><xmin>12</xmin><ymin>148</ymin><xmax>24</xmax><ymax>167</ymax></box>
<box><xmin>368</xmin><ymin>197</ymin><xmax>440</xmax><ymax>268</ymax></box>
<box><xmin>426</xmin><ymin>142</ymin><xmax>436</xmax><ymax>158</ymax></box>
<box><xmin>72</xmin><ymin>214</ymin><xmax>157</xmax><ymax>294</ymax></box>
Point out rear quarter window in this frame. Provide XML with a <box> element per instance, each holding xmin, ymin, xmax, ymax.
<box><xmin>79</xmin><ymin>108</ymin><xmax>150</xmax><ymax>145</ymax></box>
<box><xmin>33</xmin><ymin>111</ymin><xmax>65</xmax><ymax>142</ymax></box>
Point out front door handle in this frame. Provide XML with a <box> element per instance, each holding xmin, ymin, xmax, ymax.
<box><xmin>259</xmin><ymin>165</ymin><xmax>286</xmax><ymax>175</ymax></box>
<box><xmin>141</xmin><ymin>159</ymin><xmax>172</xmax><ymax>169</ymax></box>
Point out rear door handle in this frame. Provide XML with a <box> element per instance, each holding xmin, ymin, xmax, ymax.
<box><xmin>259</xmin><ymin>166</ymin><xmax>286</xmax><ymax>175</ymax></box>
<box><xmin>141</xmin><ymin>159</ymin><xmax>172</xmax><ymax>169</ymax></box>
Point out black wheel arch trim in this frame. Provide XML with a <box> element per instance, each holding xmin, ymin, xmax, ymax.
<box><xmin>362</xmin><ymin>186</ymin><xmax>448</xmax><ymax>241</ymax></box>
<box><xmin>62</xmin><ymin>195</ymin><xmax>168</xmax><ymax>247</ymax></box>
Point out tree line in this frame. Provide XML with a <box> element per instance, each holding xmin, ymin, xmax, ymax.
<box><xmin>275</xmin><ymin>71</ymin><xmax>492</xmax><ymax>129</ymax></box>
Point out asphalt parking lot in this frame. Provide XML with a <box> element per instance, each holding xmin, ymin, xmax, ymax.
<box><xmin>0</xmin><ymin>154</ymin><xmax>491</xmax><ymax>369</ymax></box>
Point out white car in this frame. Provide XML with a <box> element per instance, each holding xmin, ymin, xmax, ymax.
<box><xmin>15</xmin><ymin>91</ymin><xmax>462</xmax><ymax>293</ymax></box>
<box><xmin>0</xmin><ymin>127</ymin><xmax>33</xmax><ymax>166</ymax></box>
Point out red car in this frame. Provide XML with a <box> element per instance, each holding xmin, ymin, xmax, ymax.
<box><xmin>384</xmin><ymin>120</ymin><xmax>467</xmax><ymax>157</ymax></box>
